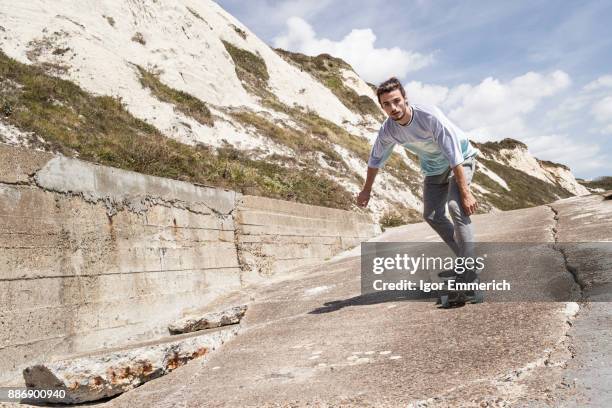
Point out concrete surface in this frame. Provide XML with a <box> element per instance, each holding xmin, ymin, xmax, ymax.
<box><xmin>94</xmin><ymin>193</ymin><xmax>611</xmax><ymax>407</ymax></box>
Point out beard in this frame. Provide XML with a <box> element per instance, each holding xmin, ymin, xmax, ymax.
<box><xmin>391</xmin><ymin>108</ymin><xmax>406</xmax><ymax>121</ymax></box>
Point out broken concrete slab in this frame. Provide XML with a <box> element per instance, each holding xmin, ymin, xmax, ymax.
<box><xmin>168</xmin><ymin>305</ymin><xmax>248</xmax><ymax>335</ymax></box>
<box><xmin>22</xmin><ymin>326</ymin><xmax>238</xmax><ymax>404</ymax></box>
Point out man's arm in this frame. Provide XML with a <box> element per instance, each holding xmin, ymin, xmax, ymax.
<box><xmin>430</xmin><ymin>106</ymin><xmax>478</xmax><ymax>216</ymax></box>
<box><xmin>357</xmin><ymin>167</ymin><xmax>378</xmax><ymax>207</ymax></box>
<box><xmin>453</xmin><ymin>164</ymin><xmax>477</xmax><ymax>216</ymax></box>
<box><xmin>357</xmin><ymin>128</ymin><xmax>395</xmax><ymax>208</ymax></box>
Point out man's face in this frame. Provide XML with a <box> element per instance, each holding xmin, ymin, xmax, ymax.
<box><xmin>379</xmin><ymin>89</ymin><xmax>408</xmax><ymax>121</ymax></box>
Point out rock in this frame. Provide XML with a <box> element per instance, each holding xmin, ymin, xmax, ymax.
<box><xmin>168</xmin><ymin>305</ymin><xmax>247</xmax><ymax>335</ymax></box>
<box><xmin>22</xmin><ymin>326</ymin><xmax>237</xmax><ymax>404</ymax></box>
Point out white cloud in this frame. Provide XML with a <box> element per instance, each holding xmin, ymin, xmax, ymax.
<box><xmin>583</xmin><ymin>74</ymin><xmax>612</xmax><ymax>91</ymax></box>
<box><xmin>402</xmin><ymin>71</ymin><xmax>571</xmax><ymax>141</ymax></box>
<box><xmin>446</xmin><ymin>71</ymin><xmax>571</xmax><ymax>132</ymax></box>
<box><xmin>404</xmin><ymin>81</ymin><xmax>448</xmax><ymax>106</ymax></box>
<box><xmin>273</xmin><ymin>17</ymin><xmax>433</xmax><ymax>84</ymax></box>
<box><xmin>591</xmin><ymin>96</ymin><xmax>612</xmax><ymax>123</ymax></box>
<box><xmin>524</xmin><ymin>134</ymin><xmax>607</xmax><ymax>174</ymax></box>
<box><xmin>400</xmin><ymin>71</ymin><xmax>612</xmax><ymax>174</ymax></box>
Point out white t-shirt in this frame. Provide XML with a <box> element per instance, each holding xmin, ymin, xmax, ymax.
<box><xmin>368</xmin><ymin>104</ymin><xmax>479</xmax><ymax>176</ymax></box>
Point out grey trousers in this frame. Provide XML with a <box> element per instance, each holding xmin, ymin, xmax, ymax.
<box><xmin>423</xmin><ymin>156</ymin><xmax>476</xmax><ymax>258</ymax></box>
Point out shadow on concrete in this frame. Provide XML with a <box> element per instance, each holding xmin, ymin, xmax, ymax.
<box><xmin>308</xmin><ymin>290</ymin><xmax>441</xmax><ymax>314</ymax></box>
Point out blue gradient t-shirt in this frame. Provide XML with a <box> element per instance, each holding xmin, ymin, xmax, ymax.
<box><xmin>368</xmin><ymin>104</ymin><xmax>479</xmax><ymax>176</ymax></box>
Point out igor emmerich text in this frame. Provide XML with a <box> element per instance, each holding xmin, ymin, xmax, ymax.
<box><xmin>372</xmin><ymin>279</ymin><xmax>511</xmax><ymax>292</ymax></box>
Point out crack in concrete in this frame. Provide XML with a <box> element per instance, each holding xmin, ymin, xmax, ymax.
<box><xmin>547</xmin><ymin>204</ymin><xmax>585</xmax><ymax>294</ymax></box>
<box><xmin>27</xmin><ymin>172</ymin><xmax>225</xmax><ymax>218</ymax></box>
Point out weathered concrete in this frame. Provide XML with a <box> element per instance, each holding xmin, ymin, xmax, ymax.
<box><xmin>34</xmin><ymin>155</ymin><xmax>239</xmax><ymax>215</ymax></box>
<box><xmin>0</xmin><ymin>181</ymin><xmax>241</xmax><ymax>384</ymax></box>
<box><xmin>236</xmin><ymin>194</ymin><xmax>381</xmax><ymax>283</ymax></box>
<box><xmin>22</xmin><ymin>326</ymin><xmax>238</xmax><ymax>404</ymax></box>
<box><xmin>0</xmin><ymin>147</ymin><xmax>52</xmax><ymax>185</ymax></box>
<box><xmin>99</xmin><ymin>194</ymin><xmax>610</xmax><ymax>407</ymax></box>
<box><xmin>168</xmin><ymin>305</ymin><xmax>247</xmax><ymax>334</ymax></box>
<box><xmin>0</xmin><ymin>143</ymin><xmax>379</xmax><ymax>384</ymax></box>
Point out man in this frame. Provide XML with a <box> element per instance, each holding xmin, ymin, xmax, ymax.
<box><xmin>357</xmin><ymin>77</ymin><xmax>479</xmax><ymax>276</ymax></box>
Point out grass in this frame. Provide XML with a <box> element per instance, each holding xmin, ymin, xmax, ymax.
<box><xmin>231</xmin><ymin>24</ymin><xmax>248</xmax><ymax>39</ymax></box>
<box><xmin>578</xmin><ymin>176</ymin><xmax>612</xmax><ymax>191</ymax></box>
<box><xmin>275</xmin><ymin>49</ymin><xmax>384</xmax><ymax>121</ymax></box>
<box><xmin>473</xmin><ymin>157</ymin><xmax>573</xmax><ymax>210</ymax></box>
<box><xmin>222</xmin><ymin>40</ymin><xmax>268</xmax><ymax>92</ymax></box>
<box><xmin>229</xmin><ymin>110</ymin><xmax>346</xmax><ymax>170</ymax></box>
<box><xmin>476</xmin><ymin>138</ymin><xmax>528</xmax><ymax>154</ymax></box>
<box><xmin>131</xmin><ymin>32</ymin><xmax>146</xmax><ymax>45</ymax></box>
<box><xmin>538</xmin><ymin>158</ymin><xmax>570</xmax><ymax>171</ymax></box>
<box><xmin>186</xmin><ymin>7</ymin><xmax>204</xmax><ymax>21</ymax></box>
<box><xmin>103</xmin><ymin>15</ymin><xmax>115</xmax><ymax>27</ymax></box>
<box><xmin>135</xmin><ymin>65</ymin><xmax>213</xmax><ymax>126</ymax></box>
<box><xmin>0</xmin><ymin>50</ymin><xmax>352</xmax><ymax>209</ymax></box>
<box><xmin>379</xmin><ymin>211</ymin><xmax>406</xmax><ymax>229</ymax></box>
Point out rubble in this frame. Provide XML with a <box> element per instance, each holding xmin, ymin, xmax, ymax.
<box><xmin>168</xmin><ymin>305</ymin><xmax>248</xmax><ymax>335</ymax></box>
<box><xmin>22</xmin><ymin>326</ymin><xmax>238</xmax><ymax>404</ymax></box>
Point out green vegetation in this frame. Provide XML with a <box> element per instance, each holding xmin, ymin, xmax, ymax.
<box><xmin>186</xmin><ymin>6</ymin><xmax>204</xmax><ymax>21</ymax></box>
<box><xmin>578</xmin><ymin>176</ymin><xmax>612</xmax><ymax>191</ymax></box>
<box><xmin>473</xmin><ymin>157</ymin><xmax>573</xmax><ymax>210</ymax></box>
<box><xmin>135</xmin><ymin>65</ymin><xmax>213</xmax><ymax>126</ymax></box>
<box><xmin>222</xmin><ymin>40</ymin><xmax>269</xmax><ymax>92</ymax></box>
<box><xmin>229</xmin><ymin>110</ymin><xmax>345</xmax><ymax>169</ymax></box>
<box><xmin>0</xmin><ymin>51</ymin><xmax>352</xmax><ymax>209</ymax></box>
<box><xmin>475</xmin><ymin>138</ymin><xmax>528</xmax><ymax>157</ymax></box>
<box><xmin>230</xmin><ymin>24</ymin><xmax>248</xmax><ymax>40</ymax></box>
<box><xmin>103</xmin><ymin>15</ymin><xmax>115</xmax><ymax>27</ymax></box>
<box><xmin>380</xmin><ymin>211</ymin><xmax>406</xmax><ymax>229</ymax></box>
<box><xmin>275</xmin><ymin>49</ymin><xmax>384</xmax><ymax>121</ymax></box>
<box><xmin>538</xmin><ymin>158</ymin><xmax>570</xmax><ymax>171</ymax></box>
<box><xmin>131</xmin><ymin>32</ymin><xmax>146</xmax><ymax>45</ymax></box>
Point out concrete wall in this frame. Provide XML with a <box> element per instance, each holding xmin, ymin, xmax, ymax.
<box><xmin>0</xmin><ymin>144</ymin><xmax>379</xmax><ymax>381</ymax></box>
<box><xmin>236</xmin><ymin>195</ymin><xmax>379</xmax><ymax>284</ymax></box>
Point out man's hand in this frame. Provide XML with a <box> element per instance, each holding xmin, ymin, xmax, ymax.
<box><xmin>453</xmin><ymin>163</ymin><xmax>478</xmax><ymax>216</ymax></box>
<box><xmin>460</xmin><ymin>191</ymin><xmax>478</xmax><ymax>216</ymax></box>
<box><xmin>357</xmin><ymin>189</ymin><xmax>371</xmax><ymax>207</ymax></box>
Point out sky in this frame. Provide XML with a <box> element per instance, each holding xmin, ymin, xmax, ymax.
<box><xmin>216</xmin><ymin>0</ymin><xmax>612</xmax><ymax>179</ymax></box>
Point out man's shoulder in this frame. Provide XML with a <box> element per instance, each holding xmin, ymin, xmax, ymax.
<box><xmin>377</xmin><ymin>117</ymin><xmax>395</xmax><ymax>137</ymax></box>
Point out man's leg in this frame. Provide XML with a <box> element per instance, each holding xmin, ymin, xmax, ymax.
<box><xmin>447</xmin><ymin>158</ymin><xmax>476</xmax><ymax>258</ymax></box>
<box><xmin>423</xmin><ymin>169</ymin><xmax>460</xmax><ymax>256</ymax></box>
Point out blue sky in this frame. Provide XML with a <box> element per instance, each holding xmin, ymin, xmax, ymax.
<box><xmin>216</xmin><ymin>0</ymin><xmax>612</xmax><ymax>179</ymax></box>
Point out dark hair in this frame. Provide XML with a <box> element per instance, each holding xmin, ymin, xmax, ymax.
<box><xmin>376</xmin><ymin>77</ymin><xmax>406</xmax><ymax>104</ymax></box>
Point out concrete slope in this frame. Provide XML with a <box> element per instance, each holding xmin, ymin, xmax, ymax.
<box><xmin>102</xmin><ymin>194</ymin><xmax>610</xmax><ymax>407</ymax></box>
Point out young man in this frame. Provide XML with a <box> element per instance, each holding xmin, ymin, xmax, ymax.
<box><xmin>357</xmin><ymin>77</ymin><xmax>479</xmax><ymax>270</ymax></box>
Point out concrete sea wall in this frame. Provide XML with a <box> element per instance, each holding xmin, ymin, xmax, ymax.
<box><xmin>0</xmin><ymin>144</ymin><xmax>379</xmax><ymax>381</ymax></box>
